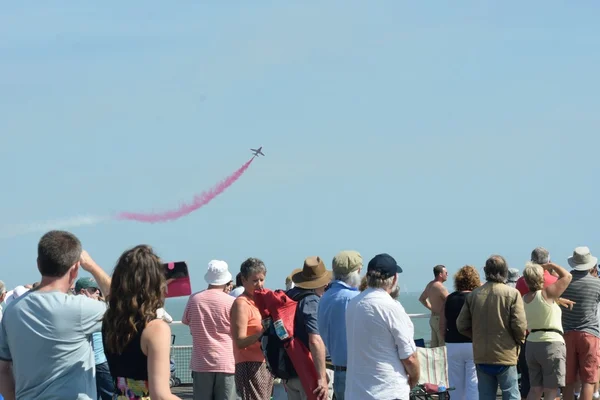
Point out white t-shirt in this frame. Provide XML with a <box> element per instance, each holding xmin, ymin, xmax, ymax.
<box><xmin>345</xmin><ymin>287</ymin><xmax>416</xmax><ymax>400</ymax></box>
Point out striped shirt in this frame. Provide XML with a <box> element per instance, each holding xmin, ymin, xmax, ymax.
<box><xmin>182</xmin><ymin>289</ymin><xmax>236</xmax><ymax>373</ymax></box>
<box><xmin>561</xmin><ymin>271</ymin><xmax>600</xmax><ymax>337</ymax></box>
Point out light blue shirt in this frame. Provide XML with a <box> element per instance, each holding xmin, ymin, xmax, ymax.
<box><xmin>92</xmin><ymin>332</ymin><xmax>107</xmax><ymax>365</ymax></box>
<box><xmin>317</xmin><ymin>281</ymin><xmax>359</xmax><ymax>366</ymax></box>
<box><xmin>0</xmin><ymin>290</ymin><xmax>107</xmax><ymax>400</ymax></box>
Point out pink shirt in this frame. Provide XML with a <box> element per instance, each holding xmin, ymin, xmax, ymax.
<box><xmin>182</xmin><ymin>289</ymin><xmax>236</xmax><ymax>373</ymax></box>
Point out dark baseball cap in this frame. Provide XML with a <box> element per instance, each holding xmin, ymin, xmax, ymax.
<box><xmin>367</xmin><ymin>253</ymin><xmax>403</xmax><ymax>278</ymax></box>
<box><xmin>75</xmin><ymin>277</ymin><xmax>99</xmax><ymax>293</ymax></box>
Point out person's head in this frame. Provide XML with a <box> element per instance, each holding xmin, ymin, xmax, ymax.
<box><xmin>74</xmin><ymin>277</ymin><xmax>101</xmax><ymax>300</ymax></box>
<box><xmin>240</xmin><ymin>257</ymin><xmax>267</xmax><ymax>296</ymax></box>
<box><xmin>103</xmin><ymin>245</ymin><xmax>165</xmax><ymax>355</ymax></box>
<box><xmin>454</xmin><ymin>265</ymin><xmax>481</xmax><ymax>291</ymax></box>
<box><xmin>506</xmin><ymin>268</ymin><xmax>520</xmax><ymax>287</ymax></box>
<box><xmin>567</xmin><ymin>246</ymin><xmax>598</xmax><ymax>274</ymax></box>
<box><xmin>37</xmin><ymin>230</ymin><xmax>82</xmax><ymax>290</ymax></box>
<box><xmin>531</xmin><ymin>247</ymin><xmax>550</xmax><ymax>265</ymax></box>
<box><xmin>235</xmin><ymin>272</ymin><xmax>243</xmax><ymax>287</ymax></box>
<box><xmin>484</xmin><ymin>255</ymin><xmax>509</xmax><ymax>283</ymax></box>
<box><xmin>366</xmin><ymin>253</ymin><xmax>403</xmax><ymax>295</ymax></box>
<box><xmin>291</xmin><ymin>257</ymin><xmax>332</xmax><ymax>296</ymax></box>
<box><xmin>522</xmin><ymin>262</ymin><xmax>544</xmax><ymax>292</ymax></box>
<box><xmin>285</xmin><ymin>272</ymin><xmax>296</xmax><ymax>290</ymax></box>
<box><xmin>0</xmin><ymin>281</ymin><xmax>6</xmax><ymax>303</ymax></box>
<box><xmin>204</xmin><ymin>260</ymin><xmax>232</xmax><ymax>289</ymax></box>
<box><xmin>433</xmin><ymin>264</ymin><xmax>448</xmax><ymax>282</ymax></box>
<box><xmin>332</xmin><ymin>250</ymin><xmax>363</xmax><ymax>288</ymax></box>
<box><xmin>224</xmin><ymin>281</ymin><xmax>233</xmax><ymax>294</ymax></box>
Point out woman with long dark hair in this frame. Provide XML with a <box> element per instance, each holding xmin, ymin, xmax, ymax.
<box><xmin>102</xmin><ymin>245</ymin><xmax>180</xmax><ymax>400</ymax></box>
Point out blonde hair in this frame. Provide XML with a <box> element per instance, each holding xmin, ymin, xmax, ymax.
<box><xmin>523</xmin><ymin>262</ymin><xmax>544</xmax><ymax>292</ymax></box>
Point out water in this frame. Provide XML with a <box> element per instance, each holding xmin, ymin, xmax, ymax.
<box><xmin>165</xmin><ymin>292</ymin><xmax>431</xmax><ymax>346</ymax></box>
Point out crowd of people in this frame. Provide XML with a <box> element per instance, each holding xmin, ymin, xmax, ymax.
<box><xmin>1</xmin><ymin>230</ymin><xmax>599</xmax><ymax>400</ymax></box>
<box><xmin>417</xmin><ymin>246</ymin><xmax>600</xmax><ymax>400</ymax></box>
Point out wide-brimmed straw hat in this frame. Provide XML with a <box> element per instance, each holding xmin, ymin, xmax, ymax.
<box><xmin>568</xmin><ymin>246</ymin><xmax>598</xmax><ymax>271</ymax></box>
<box><xmin>291</xmin><ymin>256</ymin><xmax>332</xmax><ymax>290</ymax></box>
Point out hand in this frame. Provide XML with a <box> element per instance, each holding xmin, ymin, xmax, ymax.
<box><xmin>312</xmin><ymin>378</ymin><xmax>328</xmax><ymax>400</ymax></box>
<box><xmin>557</xmin><ymin>297</ymin><xmax>575</xmax><ymax>310</ymax></box>
<box><xmin>79</xmin><ymin>250</ymin><xmax>98</xmax><ymax>272</ymax></box>
<box><xmin>541</xmin><ymin>262</ymin><xmax>555</xmax><ymax>270</ymax></box>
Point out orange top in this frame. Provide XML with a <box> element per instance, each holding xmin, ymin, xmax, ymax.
<box><xmin>232</xmin><ymin>294</ymin><xmax>265</xmax><ymax>364</ymax></box>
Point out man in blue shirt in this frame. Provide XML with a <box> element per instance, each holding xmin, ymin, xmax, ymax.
<box><xmin>317</xmin><ymin>250</ymin><xmax>362</xmax><ymax>400</ymax></box>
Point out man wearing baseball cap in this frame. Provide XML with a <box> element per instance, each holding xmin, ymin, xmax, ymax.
<box><xmin>345</xmin><ymin>253</ymin><xmax>419</xmax><ymax>400</ymax></box>
<box><xmin>317</xmin><ymin>251</ymin><xmax>362</xmax><ymax>400</ymax></box>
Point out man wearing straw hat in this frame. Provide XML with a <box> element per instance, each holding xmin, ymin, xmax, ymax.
<box><xmin>284</xmin><ymin>256</ymin><xmax>332</xmax><ymax>400</ymax></box>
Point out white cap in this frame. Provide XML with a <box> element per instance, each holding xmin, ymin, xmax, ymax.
<box><xmin>204</xmin><ymin>260</ymin><xmax>232</xmax><ymax>286</ymax></box>
<box><xmin>4</xmin><ymin>285</ymin><xmax>30</xmax><ymax>306</ymax></box>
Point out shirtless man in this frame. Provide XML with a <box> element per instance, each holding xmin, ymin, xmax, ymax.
<box><xmin>419</xmin><ymin>265</ymin><xmax>449</xmax><ymax>347</ymax></box>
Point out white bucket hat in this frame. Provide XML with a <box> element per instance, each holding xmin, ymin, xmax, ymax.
<box><xmin>4</xmin><ymin>285</ymin><xmax>30</xmax><ymax>306</ymax></box>
<box><xmin>568</xmin><ymin>246</ymin><xmax>598</xmax><ymax>271</ymax></box>
<box><xmin>204</xmin><ymin>260</ymin><xmax>232</xmax><ymax>286</ymax></box>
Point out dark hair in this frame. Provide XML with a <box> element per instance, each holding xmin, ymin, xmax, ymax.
<box><xmin>37</xmin><ymin>230</ymin><xmax>82</xmax><ymax>277</ymax></box>
<box><xmin>240</xmin><ymin>257</ymin><xmax>267</xmax><ymax>279</ymax></box>
<box><xmin>433</xmin><ymin>264</ymin><xmax>446</xmax><ymax>277</ymax></box>
<box><xmin>235</xmin><ymin>272</ymin><xmax>243</xmax><ymax>287</ymax></box>
<box><xmin>484</xmin><ymin>255</ymin><xmax>508</xmax><ymax>283</ymax></box>
<box><xmin>103</xmin><ymin>245</ymin><xmax>165</xmax><ymax>355</ymax></box>
<box><xmin>454</xmin><ymin>265</ymin><xmax>481</xmax><ymax>291</ymax></box>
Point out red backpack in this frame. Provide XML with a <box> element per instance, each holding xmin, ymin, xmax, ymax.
<box><xmin>254</xmin><ymin>288</ymin><xmax>319</xmax><ymax>400</ymax></box>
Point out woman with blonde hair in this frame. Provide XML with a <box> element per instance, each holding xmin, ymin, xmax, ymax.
<box><xmin>522</xmin><ymin>261</ymin><xmax>571</xmax><ymax>400</ymax></box>
<box><xmin>439</xmin><ymin>265</ymin><xmax>481</xmax><ymax>400</ymax></box>
<box><xmin>102</xmin><ymin>245</ymin><xmax>180</xmax><ymax>400</ymax></box>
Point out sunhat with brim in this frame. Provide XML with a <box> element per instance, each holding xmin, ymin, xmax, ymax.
<box><xmin>292</xmin><ymin>257</ymin><xmax>332</xmax><ymax>290</ymax></box>
<box><xmin>568</xmin><ymin>246</ymin><xmax>598</xmax><ymax>271</ymax></box>
<box><xmin>204</xmin><ymin>259</ymin><xmax>233</xmax><ymax>286</ymax></box>
<box><xmin>4</xmin><ymin>285</ymin><xmax>30</xmax><ymax>306</ymax></box>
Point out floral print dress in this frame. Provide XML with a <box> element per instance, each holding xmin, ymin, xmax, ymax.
<box><xmin>113</xmin><ymin>377</ymin><xmax>150</xmax><ymax>400</ymax></box>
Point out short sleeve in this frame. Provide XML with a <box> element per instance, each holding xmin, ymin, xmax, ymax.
<box><xmin>389</xmin><ymin>304</ymin><xmax>416</xmax><ymax>360</ymax></box>
<box><xmin>182</xmin><ymin>297</ymin><xmax>192</xmax><ymax>325</ymax></box>
<box><xmin>0</xmin><ymin>319</ymin><xmax>12</xmax><ymax>361</ymax></box>
<box><xmin>300</xmin><ymin>296</ymin><xmax>320</xmax><ymax>335</ymax></box>
<box><xmin>80</xmin><ymin>297</ymin><xmax>108</xmax><ymax>336</ymax></box>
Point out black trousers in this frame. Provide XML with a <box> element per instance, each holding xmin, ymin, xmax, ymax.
<box><xmin>518</xmin><ymin>340</ymin><xmax>530</xmax><ymax>398</ymax></box>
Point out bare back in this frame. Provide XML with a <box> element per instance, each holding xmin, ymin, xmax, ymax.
<box><xmin>420</xmin><ymin>280</ymin><xmax>449</xmax><ymax>314</ymax></box>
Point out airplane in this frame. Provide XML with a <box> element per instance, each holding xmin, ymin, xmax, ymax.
<box><xmin>250</xmin><ymin>146</ymin><xmax>265</xmax><ymax>157</ymax></box>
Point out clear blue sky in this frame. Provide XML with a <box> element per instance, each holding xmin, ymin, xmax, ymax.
<box><xmin>1</xmin><ymin>2</ymin><xmax>599</xmax><ymax>301</ymax></box>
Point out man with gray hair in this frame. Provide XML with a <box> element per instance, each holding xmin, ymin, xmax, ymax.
<box><xmin>345</xmin><ymin>253</ymin><xmax>419</xmax><ymax>400</ymax></box>
<box><xmin>457</xmin><ymin>255</ymin><xmax>527</xmax><ymax>400</ymax></box>
<box><xmin>317</xmin><ymin>250</ymin><xmax>363</xmax><ymax>400</ymax></box>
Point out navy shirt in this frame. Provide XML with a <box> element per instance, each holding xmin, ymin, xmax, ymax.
<box><xmin>287</xmin><ymin>287</ymin><xmax>320</xmax><ymax>349</ymax></box>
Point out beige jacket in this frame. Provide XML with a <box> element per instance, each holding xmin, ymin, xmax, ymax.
<box><xmin>456</xmin><ymin>282</ymin><xmax>527</xmax><ymax>365</ymax></box>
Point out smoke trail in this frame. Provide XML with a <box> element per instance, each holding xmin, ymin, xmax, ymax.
<box><xmin>0</xmin><ymin>215</ymin><xmax>110</xmax><ymax>239</ymax></box>
<box><xmin>115</xmin><ymin>157</ymin><xmax>255</xmax><ymax>223</ymax></box>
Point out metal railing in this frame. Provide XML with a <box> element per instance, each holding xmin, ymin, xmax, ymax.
<box><xmin>168</xmin><ymin>313</ymin><xmax>431</xmax><ymax>385</ymax></box>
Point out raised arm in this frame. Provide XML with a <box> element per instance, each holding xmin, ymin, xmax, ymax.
<box><xmin>80</xmin><ymin>251</ymin><xmax>111</xmax><ymax>298</ymax></box>
<box><xmin>543</xmin><ymin>262</ymin><xmax>572</xmax><ymax>300</ymax></box>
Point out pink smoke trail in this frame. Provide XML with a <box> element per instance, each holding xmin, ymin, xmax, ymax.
<box><xmin>115</xmin><ymin>157</ymin><xmax>255</xmax><ymax>223</ymax></box>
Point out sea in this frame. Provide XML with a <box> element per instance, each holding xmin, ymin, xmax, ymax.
<box><xmin>165</xmin><ymin>292</ymin><xmax>431</xmax><ymax>346</ymax></box>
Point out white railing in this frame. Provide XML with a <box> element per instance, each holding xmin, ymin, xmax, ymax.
<box><xmin>170</xmin><ymin>313</ymin><xmax>430</xmax><ymax>325</ymax></box>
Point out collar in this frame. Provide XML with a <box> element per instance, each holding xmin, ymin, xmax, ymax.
<box><xmin>330</xmin><ymin>280</ymin><xmax>359</xmax><ymax>291</ymax></box>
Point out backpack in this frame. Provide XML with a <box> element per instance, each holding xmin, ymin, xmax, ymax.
<box><xmin>256</xmin><ymin>289</ymin><xmax>315</xmax><ymax>380</ymax></box>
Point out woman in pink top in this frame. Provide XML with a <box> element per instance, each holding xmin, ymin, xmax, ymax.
<box><xmin>230</xmin><ymin>257</ymin><xmax>274</xmax><ymax>400</ymax></box>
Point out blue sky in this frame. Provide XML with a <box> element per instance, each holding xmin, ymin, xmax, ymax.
<box><xmin>1</xmin><ymin>2</ymin><xmax>599</xmax><ymax>302</ymax></box>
